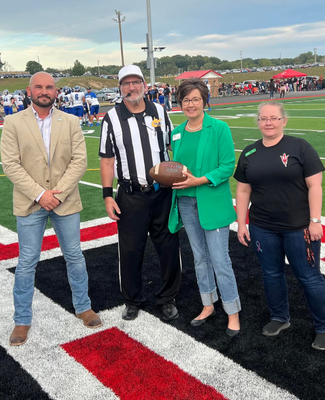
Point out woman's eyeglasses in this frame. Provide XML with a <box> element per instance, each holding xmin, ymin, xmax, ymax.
<box><xmin>182</xmin><ymin>97</ymin><xmax>202</xmax><ymax>105</ymax></box>
<box><xmin>258</xmin><ymin>117</ymin><xmax>285</xmax><ymax>123</ymax></box>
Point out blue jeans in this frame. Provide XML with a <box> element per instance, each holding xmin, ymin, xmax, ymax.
<box><xmin>249</xmin><ymin>223</ymin><xmax>325</xmax><ymax>333</ymax></box>
<box><xmin>178</xmin><ymin>197</ymin><xmax>241</xmax><ymax>315</ymax></box>
<box><xmin>14</xmin><ymin>209</ymin><xmax>91</xmax><ymax>325</ymax></box>
<box><xmin>164</xmin><ymin>96</ymin><xmax>171</xmax><ymax>111</ymax></box>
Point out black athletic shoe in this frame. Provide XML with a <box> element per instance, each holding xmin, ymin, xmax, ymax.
<box><xmin>312</xmin><ymin>333</ymin><xmax>325</xmax><ymax>350</ymax></box>
<box><xmin>262</xmin><ymin>320</ymin><xmax>290</xmax><ymax>336</ymax></box>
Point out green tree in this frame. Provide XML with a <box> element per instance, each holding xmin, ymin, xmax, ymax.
<box><xmin>45</xmin><ymin>67</ymin><xmax>60</xmax><ymax>74</ymax></box>
<box><xmin>71</xmin><ymin>60</ymin><xmax>86</xmax><ymax>76</ymax></box>
<box><xmin>26</xmin><ymin>60</ymin><xmax>44</xmax><ymax>74</ymax></box>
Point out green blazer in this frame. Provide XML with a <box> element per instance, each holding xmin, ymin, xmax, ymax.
<box><xmin>168</xmin><ymin>113</ymin><xmax>237</xmax><ymax>233</ymax></box>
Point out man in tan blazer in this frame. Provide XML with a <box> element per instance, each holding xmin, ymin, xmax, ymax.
<box><xmin>1</xmin><ymin>72</ymin><xmax>102</xmax><ymax>346</ymax></box>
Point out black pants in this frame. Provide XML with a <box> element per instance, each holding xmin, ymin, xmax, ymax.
<box><xmin>116</xmin><ymin>186</ymin><xmax>182</xmax><ymax>306</ymax></box>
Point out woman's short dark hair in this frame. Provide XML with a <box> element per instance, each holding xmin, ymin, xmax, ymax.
<box><xmin>177</xmin><ymin>78</ymin><xmax>209</xmax><ymax>107</ymax></box>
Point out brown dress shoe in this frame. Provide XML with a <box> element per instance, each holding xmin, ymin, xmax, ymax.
<box><xmin>76</xmin><ymin>309</ymin><xmax>102</xmax><ymax>329</ymax></box>
<box><xmin>10</xmin><ymin>325</ymin><xmax>31</xmax><ymax>346</ymax></box>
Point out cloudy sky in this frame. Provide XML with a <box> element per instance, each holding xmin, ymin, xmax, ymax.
<box><xmin>1</xmin><ymin>0</ymin><xmax>324</xmax><ymax>71</ymax></box>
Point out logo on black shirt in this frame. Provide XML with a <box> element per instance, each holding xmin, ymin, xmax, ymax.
<box><xmin>280</xmin><ymin>153</ymin><xmax>289</xmax><ymax>167</ymax></box>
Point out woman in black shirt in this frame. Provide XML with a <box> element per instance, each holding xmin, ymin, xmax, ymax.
<box><xmin>234</xmin><ymin>101</ymin><xmax>325</xmax><ymax>350</ymax></box>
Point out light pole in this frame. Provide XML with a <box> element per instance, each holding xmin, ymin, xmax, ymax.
<box><xmin>146</xmin><ymin>0</ymin><xmax>155</xmax><ymax>85</ymax></box>
<box><xmin>37</xmin><ymin>55</ymin><xmax>40</xmax><ymax>64</ymax></box>
<box><xmin>97</xmin><ymin>60</ymin><xmax>100</xmax><ymax>76</ymax></box>
<box><xmin>113</xmin><ymin>10</ymin><xmax>125</xmax><ymax>67</ymax></box>
<box><xmin>240</xmin><ymin>51</ymin><xmax>243</xmax><ymax>70</ymax></box>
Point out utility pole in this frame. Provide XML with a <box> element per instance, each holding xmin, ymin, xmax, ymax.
<box><xmin>97</xmin><ymin>60</ymin><xmax>100</xmax><ymax>76</ymax></box>
<box><xmin>146</xmin><ymin>0</ymin><xmax>155</xmax><ymax>85</ymax></box>
<box><xmin>37</xmin><ymin>55</ymin><xmax>40</xmax><ymax>64</ymax></box>
<box><xmin>314</xmin><ymin>48</ymin><xmax>317</xmax><ymax>64</ymax></box>
<box><xmin>113</xmin><ymin>10</ymin><xmax>125</xmax><ymax>67</ymax></box>
<box><xmin>280</xmin><ymin>53</ymin><xmax>282</xmax><ymax>65</ymax></box>
<box><xmin>240</xmin><ymin>51</ymin><xmax>243</xmax><ymax>70</ymax></box>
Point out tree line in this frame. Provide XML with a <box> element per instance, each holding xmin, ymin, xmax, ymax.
<box><xmin>5</xmin><ymin>51</ymin><xmax>324</xmax><ymax>76</ymax></box>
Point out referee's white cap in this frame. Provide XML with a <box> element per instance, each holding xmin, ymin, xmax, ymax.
<box><xmin>118</xmin><ymin>65</ymin><xmax>144</xmax><ymax>83</ymax></box>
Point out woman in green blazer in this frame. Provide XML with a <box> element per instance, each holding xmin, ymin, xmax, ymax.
<box><xmin>168</xmin><ymin>79</ymin><xmax>241</xmax><ymax>336</ymax></box>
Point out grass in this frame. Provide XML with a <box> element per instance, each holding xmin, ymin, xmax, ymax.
<box><xmin>1</xmin><ymin>96</ymin><xmax>325</xmax><ymax>232</ymax></box>
<box><xmin>1</xmin><ymin>66</ymin><xmax>324</xmax><ymax>94</ymax></box>
<box><xmin>55</xmin><ymin>77</ymin><xmax>117</xmax><ymax>90</ymax></box>
<box><xmin>0</xmin><ymin>77</ymin><xmax>117</xmax><ymax>93</ymax></box>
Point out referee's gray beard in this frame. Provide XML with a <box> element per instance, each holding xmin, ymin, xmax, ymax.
<box><xmin>125</xmin><ymin>96</ymin><xmax>144</xmax><ymax>106</ymax></box>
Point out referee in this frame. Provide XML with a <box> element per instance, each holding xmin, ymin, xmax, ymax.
<box><xmin>99</xmin><ymin>65</ymin><xmax>181</xmax><ymax>321</ymax></box>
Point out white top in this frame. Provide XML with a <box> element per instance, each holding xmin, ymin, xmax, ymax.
<box><xmin>70</xmin><ymin>91</ymin><xmax>85</xmax><ymax>106</ymax></box>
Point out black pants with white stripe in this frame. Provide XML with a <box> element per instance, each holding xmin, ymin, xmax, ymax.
<box><xmin>116</xmin><ymin>187</ymin><xmax>182</xmax><ymax>307</ymax></box>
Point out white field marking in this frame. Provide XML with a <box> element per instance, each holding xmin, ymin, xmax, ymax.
<box><xmin>0</xmin><ymin>217</ymin><xmax>116</xmax><ymax>245</ymax></box>
<box><xmin>0</xmin><ymin>269</ymin><xmax>119</xmax><ymax>400</ymax></box>
<box><xmin>2</xmin><ymin>199</ymin><xmax>325</xmax><ymax>272</ymax></box>
<box><xmin>287</xmin><ymin>132</ymin><xmax>306</xmax><ymax>135</ymax></box>
<box><xmin>0</xmin><ymin>225</ymin><xmax>18</xmax><ymax>244</ymax></box>
<box><xmin>43</xmin><ymin>217</ymin><xmax>116</xmax><ymax>238</ymax></box>
<box><xmin>211</xmin><ymin>115</ymin><xmax>240</xmax><ymax>120</ymax></box>
<box><xmin>83</xmin><ymin>136</ymin><xmax>100</xmax><ymax>139</ymax></box>
<box><xmin>79</xmin><ymin>181</ymin><xmax>117</xmax><ymax>193</ymax></box>
<box><xmin>0</xmin><ymin>233</ymin><xmax>119</xmax><ymax>269</ymax></box>
<box><xmin>82</xmin><ymin>130</ymin><xmax>95</xmax><ymax>134</ymax></box>
<box><xmin>229</xmin><ymin>126</ymin><xmax>325</xmax><ymax>132</ymax></box>
<box><xmin>0</xmin><ymin>269</ymin><xmax>299</xmax><ymax>400</ymax></box>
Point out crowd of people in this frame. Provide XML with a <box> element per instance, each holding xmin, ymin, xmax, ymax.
<box><xmin>218</xmin><ymin>75</ymin><xmax>325</xmax><ymax>97</ymax></box>
<box><xmin>0</xmin><ymin>89</ymin><xmax>30</xmax><ymax>115</ymax></box>
<box><xmin>1</xmin><ymin>66</ymin><xmax>325</xmax><ymax>353</ymax></box>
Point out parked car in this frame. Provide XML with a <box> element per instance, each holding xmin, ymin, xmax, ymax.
<box><xmin>243</xmin><ymin>80</ymin><xmax>257</xmax><ymax>86</ymax></box>
<box><xmin>96</xmin><ymin>90</ymin><xmax>116</xmax><ymax>101</ymax></box>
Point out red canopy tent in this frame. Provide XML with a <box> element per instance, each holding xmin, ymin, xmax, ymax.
<box><xmin>272</xmin><ymin>69</ymin><xmax>307</xmax><ymax>79</ymax></box>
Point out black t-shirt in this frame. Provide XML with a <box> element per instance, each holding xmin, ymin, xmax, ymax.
<box><xmin>23</xmin><ymin>96</ymin><xmax>31</xmax><ymax>109</ymax></box>
<box><xmin>163</xmin><ymin>87</ymin><xmax>170</xmax><ymax>97</ymax></box>
<box><xmin>234</xmin><ymin>135</ymin><xmax>324</xmax><ymax>231</ymax></box>
<box><xmin>150</xmin><ymin>89</ymin><xmax>158</xmax><ymax>100</ymax></box>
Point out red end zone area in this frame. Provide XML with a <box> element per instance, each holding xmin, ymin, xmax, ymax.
<box><xmin>61</xmin><ymin>327</ymin><xmax>226</xmax><ymax>400</ymax></box>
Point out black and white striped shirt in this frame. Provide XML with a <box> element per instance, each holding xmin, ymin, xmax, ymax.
<box><xmin>99</xmin><ymin>99</ymin><xmax>173</xmax><ymax>185</ymax></box>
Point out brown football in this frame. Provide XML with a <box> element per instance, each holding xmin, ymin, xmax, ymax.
<box><xmin>149</xmin><ymin>161</ymin><xmax>192</xmax><ymax>187</ymax></box>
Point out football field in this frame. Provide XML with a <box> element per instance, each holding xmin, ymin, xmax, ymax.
<box><xmin>1</xmin><ymin>96</ymin><xmax>325</xmax><ymax>232</ymax></box>
<box><xmin>1</xmin><ymin>96</ymin><xmax>325</xmax><ymax>400</ymax></box>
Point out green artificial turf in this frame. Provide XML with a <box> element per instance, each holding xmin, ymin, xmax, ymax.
<box><xmin>1</xmin><ymin>97</ymin><xmax>325</xmax><ymax>232</ymax></box>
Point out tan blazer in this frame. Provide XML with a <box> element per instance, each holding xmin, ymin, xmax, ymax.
<box><xmin>1</xmin><ymin>106</ymin><xmax>87</xmax><ymax>217</ymax></box>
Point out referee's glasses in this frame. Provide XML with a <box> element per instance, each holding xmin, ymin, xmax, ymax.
<box><xmin>121</xmin><ymin>80</ymin><xmax>143</xmax><ymax>88</ymax></box>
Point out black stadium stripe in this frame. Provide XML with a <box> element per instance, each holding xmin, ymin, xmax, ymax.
<box><xmin>0</xmin><ymin>345</ymin><xmax>51</xmax><ymax>399</ymax></box>
<box><xmin>7</xmin><ymin>229</ymin><xmax>325</xmax><ymax>400</ymax></box>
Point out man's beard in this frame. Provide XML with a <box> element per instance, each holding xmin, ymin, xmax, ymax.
<box><xmin>31</xmin><ymin>93</ymin><xmax>55</xmax><ymax>108</ymax></box>
<box><xmin>124</xmin><ymin>88</ymin><xmax>144</xmax><ymax>105</ymax></box>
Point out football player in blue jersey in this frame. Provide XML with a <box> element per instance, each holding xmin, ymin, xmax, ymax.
<box><xmin>1</xmin><ymin>90</ymin><xmax>14</xmax><ymax>115</ymax></box>
<box><xmin>70</xmin><ymin>86</ymin><xmax>85</xmax><ymax>125</ymax></box>
<box><xmin>14</xmin><ymin>91</ymin><xmax>25</xmax><ymax>112</ymax></box>
<box><xmin>84</xmin><ymin>87</ymin><xmax>100</xmax><ymax>126</ymax></box>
